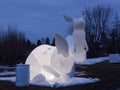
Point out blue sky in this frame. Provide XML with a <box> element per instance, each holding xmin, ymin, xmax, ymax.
<box><xmin>0</xmin><ymin>0</ymin><xmax>120</xmax><ymax>42</ymax></box>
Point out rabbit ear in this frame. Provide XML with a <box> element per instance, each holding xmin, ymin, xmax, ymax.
<box><xmin>82</xmin><ymin>15</ymin><xmax>86</xmax><ymax>18</ymax></box>
<box><xmin>79</xmin><ymin>15</ymin><xmax>86</xmax><ymax>20</ymax></box>
<box><xmin>63</xmin><ymin>15</ymin><xmax>74</xmax><ymax>22</ymax></box>
<box><xmin>55</xmin><ymin>33</ymin><xmax>69</xmax><ymax>57</ymax></box>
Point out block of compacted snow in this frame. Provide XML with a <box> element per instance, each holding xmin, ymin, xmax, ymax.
<box><xmin>16</xmin><ymin>64</ymin><xmax>29</xmax><ymax>87</ymax></box>
<box><xmin>109</xmin><ymin>54</ymin><xmax>120</xmax><ymax>63</ymax></box>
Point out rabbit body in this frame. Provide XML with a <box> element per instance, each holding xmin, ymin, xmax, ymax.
<box><xmin>26</xmin><ymin>35</ymin><xmax>74</xmax><ymax>83</ymax></box>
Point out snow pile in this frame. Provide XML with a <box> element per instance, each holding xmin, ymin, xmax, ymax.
<box><xmin>78</xmin><ymin>57</ymin><xmax>109</xmax><ymax>65</ymax></box>
<box><xmin>0</xmin><ymin>76</ymin><xmax>16</xmax><ymax>82</ymax></box>
<box><xmin>0</xmin><ymin>76</ymin><xmax>99</xmax><ymax>88</ymax></box>
<box><xmin>30</xmin><ymin>77</ymin><xmax>99</xmax><ymax>88</ymax></box>
<box><xmin>0</xmin><ymin>67</ymin><xmax>99</xmax><ymax>88</ymax></box>
<box><xmin>0</xmin><ymin>74</ymin><xmax>99</xmax><ymax>88</ymax></box>
<box><xmin>109</xmin><ymin>54</ymin><xmax>120</xmax><ymax>63</ymax></box>
<box><xmin>0</xmin><ymin>66</ymin><xmax>15</xmax><ymax>69</ymax></box>
<box><xmin>0</xmin><ymin>71</ymin><xmax>15</xmax><ymax>76</ymax></box>
<box><xmin>16</xmin><ymin>64</ymin><xmax>29</xmax><ymax>86</ymax></box>
<box><xmin>0</xmin><ymin>54</ymin><xmax>120</xmax><ymax>88</ymax></box>
<box><xmin>76</xmin><ymin>54</ymin><xmax>120</xmax><ymax>65</ymax></box>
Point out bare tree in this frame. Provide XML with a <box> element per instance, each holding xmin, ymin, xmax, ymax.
<box><xmin>83</xmin><ymin>5</ymin><xmax>112</xmax><ymax>43</ymax></box>
<box><xmin>83</xmin><ymin>5</ymin><xmax>113</xmax><ymax>57</ymax></box>
<box><xmin>110</xmin><ymin>13</ymin><xmax>120</xmax><ymax>53</ymax></box>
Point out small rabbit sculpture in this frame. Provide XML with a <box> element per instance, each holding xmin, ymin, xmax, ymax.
<box><xmin>64</xmin><ymin>15</ymin><xmax>89</xmax><ymax>63</ymax></box>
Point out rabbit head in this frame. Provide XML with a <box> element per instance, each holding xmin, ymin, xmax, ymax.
<box><xmin>64</xmin><ymin>15</ymin><xmax>86</xmax><ymax>30</ymax></box>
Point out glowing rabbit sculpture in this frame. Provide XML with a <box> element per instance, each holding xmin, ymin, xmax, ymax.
<box><xmin>26</xmin><ymin>34</ymin><xmax>74</xmax><ymax>83</ymax></box>
<box><xmin>25</xmin><ymin>15</ymin><xmax>88</xmax><ymax>83</ymax></box>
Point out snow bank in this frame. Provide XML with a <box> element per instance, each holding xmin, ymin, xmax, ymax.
<box><xmin>0</xmin><ymin>69</ymin><xmax>99</xmax><ymax>88</ymax></box>
<box><xmin>0</xmin><ymin>75</ymin><xmax>99</xmax><ymax>88</ymax></box>
<box><xmin>0</xmin><ymin>73</ymin><xmax>99</xmax><ymax>88</ymax></box>
<box><xmin>0</xmin><ymin>71</ymin><xmax>15</xmax><ymax>76</ymax></box>
<box><xmin>0</xmin><ymin>66</ymin><xmax>15</xmax><ymax>69</ymax></box>
<box><xmin>79</xmin><ymin>54</ymin><xmax>120</xmax><ymax>65</ymax></box>
<box><xmin>1</xmin><ymin>55</ymin><xmax>120</xmax><ymax>88</ymax></box>
<box><xmin>30</xmin><ymin>77</ymin><xmax>99</xmax><ymax>88</ymax></box>
<box><xmin>77</xmin><ymin>57</ymin><xmax>109</xmax><ymax>65</ymax></box>
<box><xmin>109</xmin><ymin>54</ymin><xmax>120</xmax><ymax>63</ymax></box>
<box><xmin>0</xmin><ymin>70</ymin><xmax>99</xmax><ymax>88</ymax></box>
<box><xmin>0</xmin><ymin>76</ymin><xmax>16</xmax><ymax>82</ymax></box>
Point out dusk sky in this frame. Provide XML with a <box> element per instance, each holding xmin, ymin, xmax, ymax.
<box><xmin>0</xmin><ymin>0</ymin><xmax>120</xmax><ymax>42</ymax></box>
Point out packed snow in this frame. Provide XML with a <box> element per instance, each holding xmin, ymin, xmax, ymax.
<box><xmin>0</xmin><ymin>66</ymin><xmax>15</xmax><ymax>69</ymax></box>
<box><xmin>79</xmin><ymin>57</ymin><xmax>109</xmax><ymax>65</ymax></box>
<box><xmin>30</xmin><ymin>77</ymin><xmax>99</xmax><ymax>88</ymax></box>
<box><xmin>0</xmin><ymin>55</ymin><xmax>119</xmax><ymax>88</ymax></box>
<box><xmin>78</xmin><ymin>54</ymin><xmax>120</xmax><ymax>65</ymax></box>
<box><xmin>0</xmin><ymin>65</ymin><xmax>99</xmax><ymax>88</ymax></box>
<box><xmin>0</xmin><ymin>70</ymin><xmax>15</xmax><ymax>76</ymax></box>
<box><xmin>0</xmin><ymin>75</ymin><xmax>99</xmax><ymax>88</ymax></box>
<box><xmin>0</xmin><ymin>76</ymin><xmax>15</xmax><ymax>82</ymax></box>
<box><xmin>109</xmin><ymin>54</ymin><xmax>120</xmax><ymax>63</ymax></box>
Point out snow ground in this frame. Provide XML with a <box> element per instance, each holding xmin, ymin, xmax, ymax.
<box><xmin>0</xmin><ymin>75</ymin><xmax>99</xmax><ymax>88</ymax></box>
<box><xmin>31</xmin><ymin>77</ymin><xmax>99</xmax><ymax>88</ymax></box>
<box><xmin>0</xmin><ymin>66</ymin><xmax>15</xmax><ymax>69</ymax></box>
<box><xmin>77</xmin><ymin>55</ymin><xmax>120</xmax><ymax>65</ymax></box>
<box><xmin>0</xmin><ymin>76</ymin><xmax>16</xmax><ymax>82</ymax></box>
<box><xmin>78</xmin><ymin>57</ymin><xmax>109</xmax><ymax>65</ymax></box>
<box><xmin>0</xmin><ymin>56</ymin><xmax>119</xmax><ymax>88</ymax></box>
<box><xmin>0</xmin><ymin>66</ymin><xmax>99</xmax><ymax>87</ymax></box>
<box><xmin>0</xmin><ymin>70</ymin><xmax>16</xmax><ymax>76</ymax></box>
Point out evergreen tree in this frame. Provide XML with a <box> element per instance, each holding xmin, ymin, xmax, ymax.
<box><xmin>51</xmin><ymin>38</ymin><xmax>55</xmax><ymax>46</ymax></box>
<box><xmin>41</xmin><ymin>37</ymin><xmax>45</xmax><ymax>44</ymax></box>
<box><xmin>36</xmin><ymin>39</ymin><xmax>41</xmax><ymax>46</ymax></box>
<box><xmin>45</xmin><ymin>37</ymin><xmax>50</xmax><ymax>45</ymax></box>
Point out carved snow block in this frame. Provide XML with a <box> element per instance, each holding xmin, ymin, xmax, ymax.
<box><xmin>16</xmin><ymin>64</ymin><xmax>30</xmax><ymax>87</ymax></box>
<box><xmin>109</xmin><ymin>54</ymin><xmax>120</xmax><ymax>62</ymax></box>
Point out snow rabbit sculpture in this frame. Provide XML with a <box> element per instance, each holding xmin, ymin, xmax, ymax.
<box><xmin>26</xmin><ymin>34</ymin><xmax>74</xmax><ymax>83</ymax></box>
<box><xmin>26</xmin><ymin>15</ymin><xmax>88</xmax><ymax>83</ymax></box>
<box><xmin>64</xmin><ymin>15</ymin><xmax>89</xmax><ymax>63</ymax></box>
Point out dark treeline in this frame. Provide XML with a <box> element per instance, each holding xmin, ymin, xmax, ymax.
<box><xmin>0</xmin><ymin>5</ymin><xmax>120</xmax><ymax>65</ymax></box>
<box><xmin>0</xmin><ymin>26</ymin><xmax>34</xmax><ymax>65</ymax></box>
<box><xmin>0</xmin><ymin>26</ymin><xmax>54</xmax><ymax>65</ymax></box>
